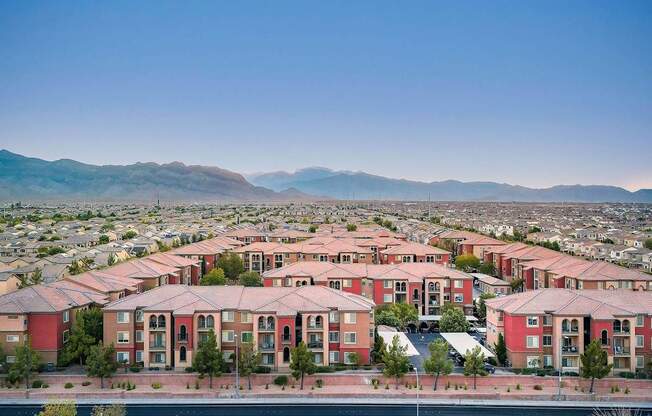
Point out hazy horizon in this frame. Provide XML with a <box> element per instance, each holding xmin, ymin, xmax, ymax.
<box><xmin>1</xmin><ymin>1</ymin><xmax>651</xmax><ymax>191</ymax></box>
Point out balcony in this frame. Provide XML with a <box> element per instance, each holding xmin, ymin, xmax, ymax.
<box><xmin>613</xmin><ymin>329</ymin><xmax>630</xmax><ymax>336</ymax></box>
<box><xmin>259</xmin><ymin>342</ymin><xmax>275</xmax><ymax>351</ymax></box>
<box><xmin>282</xmin><ymin>334</ymin><xmax>291</xmax><ymax>344</ymax></box>
<box><xmin>197</xmin><ymin>324</ymin><xmax>214</xmax><ymax>331</ymax></box>
<box><xmin>150</xmin><ymin>342</ymin><xmax>166</xmax><ymax>350</ymax></box>
<box><xmin>561</xmin><ymin>345</ymin><xmax>579</xmax><ymax>354</ymax></box>
<box><xmin>613</xmin><ymin>346</ymin><xmax>631</xmax><ymax>356</ymax></box>
<box><xmin>258</xmin><ymin>323</ymin><xmax>275</xmax><ymax>331</ymax></box>
<box><xmin>149</xmin><ymin>324</ymin><xmax>166</xmax><ymax>331</ymax></box>
<box><xmin>307</xmin><ymin>341</ymin><xmax>324</xmax><ymax>349</ymax></box>
<box><xmin>561</xmin><ymin>328</ymin><xmax>579</xmax><ymax>335</ymax></box>
<box><xmin>307</xmin><ymin>324</ymin><xmax>323</xmax><ymax>331</ymax></box>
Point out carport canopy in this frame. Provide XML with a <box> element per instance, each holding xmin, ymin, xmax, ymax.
<box><xmin>440</xmin><ymin>332</ymin><xmax>494</xmax><ymax>358</ymax></box>
<box><xmin>418</xmin><ymin>315</ymin><xmax>478</xmax><ymax>322</ymax></box>
<box><xmin>377</xmin><ymin>326</ymin><xmax>419</xmax><ymax>357</ymax></box>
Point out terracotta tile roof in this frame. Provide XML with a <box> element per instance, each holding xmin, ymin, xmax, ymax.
<box><xmin>0</xmin><ymin>283</ymin><xmax>108</xmax><ymax>314</ymax></box>
<box><xmin>380</xmin><ymin>241</ymin><xmax>449</xmax><ymax>256</ymax></box>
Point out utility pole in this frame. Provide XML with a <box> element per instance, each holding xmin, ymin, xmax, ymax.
<box><xmin>414</xmin><ymin>367</ymin><xmax>420</xmax><ymax>416</ymax></box>
<box><xmin>234</xmin><ymin>333</ymin><xmax>240</xmax><ymax>398</ymax></box>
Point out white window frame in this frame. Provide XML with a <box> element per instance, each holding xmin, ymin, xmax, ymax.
<box><xmin>344</xmin><ymin>313</ymin><xmax>357</xmax><ymax>324</ymax></box>
<box><xmin>117</xmin><ymin>311</ymin><xmax>129</xmax><ymax>324</ymax></box>
<box><xmin>527</xmin><ymin>316</ymin><xmax>539</xmax><ymax>327</ymax></box>
<box><xmin>63</xmin><ymin>310</ymin><xmax>70</xmax><ymax>323</ymax></box>
<box><xmin>383</xmin><ymin>294</ymin><xmax>393</xmax><ymax>303</ymax></box>
<box><xmin>62</xmin><ymin>330</ymin><xmax>70</xmax><ymax>343</ymax></box>
<box><xmin>116</xmin><ymin>351</ymin><xmax>130</xmax><ymax>364</ymax></box>
<box><xmin>117</xmin><ymin>331</ymin><xmax>129</xmax><ymax>344</ymax></box>
<box><xmin>635</xmin><ymin>335</ymin><xmax>644</xmax><ymax>348</ymax></box>
<box><xmin>383</xmin><ymin>280</ymin><xmax>392</xmax><ymax>289</ymax></box>
<box><xmin>6</xmin><ymin>335</ymin><xmax>19</xmax><ymax>343</ymax></box>
<box><xmin>329</xmin><ymin>331</ymin><xmax>339</xmax><ymax>343</ymax></box>
<box><xmin>526</xmin><ymin>335</ymin><xmax>539</xmax><ymax>348</ymax></box>
<box><xmin>329</xmin><ymin>351</ymin><xmax>339</xmax><ymax>363</ymax></box>
<box><xmin>329</xmin><ymin>311</ymin><xmax>339</xmax><ymax>323</ymax></box>
<box><xmin>454</xmin><ymin>280</ymin><xmax>463</xmax><ymax>289</ymax></box>
<box><xmin>454</xmin><ymin>294</ymin><xmax>463</xmax><ymax>303</ymax></box>
<box><xmin>136</xmin><ymin>330</ymin><xmax>144</xmax><ymax>343</ymax></box>
<box><xmin>222</xmin><ymin>311</ymin><xmax>235</xmax><ymax>322</ymax></box>
<box><xmin>136</xmin><ymin>350</ymin><xmax>144</xmax><ymax>363</ymax></box>
<box><xmin>222</xmin><ymin>330</ymin><xmax>235</xmax><ymax>343</ymax></box>
<box><xmin>526</xmin><ymin>356</ymin><xmax>540</xmax><ymax>368</ymax></box>
<box><xmin>344</xmin><ymin>332</ymin><xmax>357</xmax><ymax>344</ymax></box>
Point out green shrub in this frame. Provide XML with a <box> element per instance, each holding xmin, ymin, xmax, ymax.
<box><xmin>41</xmin><ymin>383</ymin><xmax>49</xmax><ymax>388</ymax></box>
<box><xmin>185</xmin><ymin>367</ymin><xmax>195</xmax><ymax>373</ymax></box>
<box><xmin>315</xmin><ymin>365</ymin><xmax>336</xmax><ymax>373</ymax></box>
<box><xmin>516</xmin><ymin>383</ymin><xmax>521</xmax><ymax>390</ymax></box>
<box><xmin>64</xmin><ymin>382</ymin><xmax>74</xmax><ymax>389</ymax></box>
<box><xmin>82</xmin><ymin>381</ymin><xmax>91</xmax><ymax>386</ymax></box>
<box><xmin>129</xmin><ymin>365</ymin><xmax>141</xmax><ymax>373</ymax></box>
<box><xmin>195</xmin><ymin>381</ymin><xmax>200</xmax><ymax>390</ymax></box>
<box><xmin>625</xmin><ymin>387</ymin><xmax>630</xmax><ymax>394</ymax></box>
<box><xmin>31</xmin><ymin>380</ymin><xmax>43</xmax><ymax>388</ymax></box>
<box><xmin>254</xmin><ymin>366</ymin><xmax>272</xmax><ymax>374</ymax></box>
<box><xmin>273</xmin><ymin>375</ymin><xmax>289</xmax><ymax>386</ymax></box>
<box><xmin>315</xmin><ymin>379</ymin><xmax>324</xmax><ymax>388</ymax></box>
<box><xmin>533</xmin><ymin>384</ymin><xmax>543</xmax><ymax>391</ymax></box>
<box><xmin>151</xmin><ymin>382</ymin><xmax>162</xmax><ymax>389</ymax></box>
<box><xmin>619</xmin><ymin>372</ymin><xmax>635</xmax><ymax>379</ymax></box>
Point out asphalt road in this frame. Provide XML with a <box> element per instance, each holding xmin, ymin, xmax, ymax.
<box><xmin>4</xmin><ymin>403</ymin><xmax>651</xmax><ymax>416</ymax></box>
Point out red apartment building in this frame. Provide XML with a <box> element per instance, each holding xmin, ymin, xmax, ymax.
<box><xmin>102</xmin><ymin>285</ymin><xmax>375</xmax><ymax>370</ymax></box>
<box><xmin>262</xmin><ymin>262</ymin><xmax>473</xmax><ymax>316</ymax></box>
<box><xmin>486</xmin><ymin>289</ymin><xmax>652</xmax><ymax>373</ymax></box>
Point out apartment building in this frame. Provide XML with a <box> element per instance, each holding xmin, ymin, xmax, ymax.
<box><xmin>380</xmin><ymin>241</ymin><xmax>450</xmax><ymax>265</ymax></box>
<box><xmin>169</xmin><ymin>236</ymin><xmax>243</xmax><ymax>274</ymax></box>
<box><xmin>102</xmin><ymin>285</ymin><xmax>375</xmax><ymax>370</ymax></box>
<box><xmin>262</xmin><ymin>262</ymin><xmax>473</xmax><ymax>316</ymax></box>
<box><xmin>0</xmin><ymin>283</ymin><xmax>108</xmax><ymax>364</ymax></box>
<box><xmin>486</xmin><ymin>289</ymin><xmax>652</xmax><ymax>373</ymax></box>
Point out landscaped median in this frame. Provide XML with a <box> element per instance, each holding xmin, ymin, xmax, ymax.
<box><xmin>1</xmin><ymin>373</ymin><xmax>650</xmax><ymax>403</ymax></box>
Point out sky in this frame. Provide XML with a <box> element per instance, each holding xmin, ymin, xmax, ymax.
<box><xmin>1</xmin><ymin>1</ymin><xmax>651</xmax><ymax>191</ymax></box>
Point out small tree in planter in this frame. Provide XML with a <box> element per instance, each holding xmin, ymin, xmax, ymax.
<box><xmin>423</xmin><ymin>339</ymin><xmax>453</xmax><ymax>390</ymax></box>
<box><xmin>463</xmin><ymin>346</ymin><xmax>487</xmax><ymax>390</ymax></box>
<box><xmin>192</xmin><ymin>329</ymin><xmax>224</xmax><ymax>389</ymax></box>
<box><xmin>290</xmin><ymin>342</ymin><xmax>316</xmax><ymax>390</ymax></box>
<box><xmin>236</xmin><ymin>342</ymin><xmax>262</xmax><ymax>390</ymax></box>
<box><xmin>580</xmin><ymin>339</ymin><xmax>613</xmax><ymax>394</ymax></box>
<box><xmin>86</xmin><ymin>343</ymin><xmax>119</xmax><ymax>389</ymax></box>
<box><xmin>382</xmin><ymin>335</ymin><xmax>410</xmax><ymax>389</ymax></box>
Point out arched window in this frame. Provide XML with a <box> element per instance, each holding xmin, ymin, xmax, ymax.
<box><xmin>206</xmin><ymin>315</ymin><xmax>214</xmax><ymax>328</ymax></box>
<box><xmin>295</xmin><ymin>281</ymin><xmax>301</xmax><ymax>287</ymax></box>
<box><xmin>435</xmin><ymin>282</ymin><xmax>440</xmax><ymax>290</ymax></box>
<box><xmin>283</xmin><ymin>347</ymin><xmax>290</xmax><ymax>363</ymax></box>
<box><xmin>149</xmin><ymin>315</ymin><xmax>157</xmax><ymax>329</ymax></box>
<box><xmin>613</xmin><ymin>320</ymin><xmax>621</xmax><ymax>333</ymax></box>
<box><xmin>179</xmin><ymin>325</ymin><xmax>187</xmax><ymax>341</ymax></box>
<box><xmin>267</xmin><ymin>316</ymin><xmax>275</xmax><ymax>329</ymax></box>
<box><xmin>413</xmin><ymin>288</ymin><xmax>419</xmax><ymax>300</ymax></box>
<box><xmin>571</xmin><ymin>319</ymin><xmax>579</xmax><ymax>332</ymax></box>
<box><xmin>315</xmin><ymin>316</ymin><xmax>322</xmax><ymax>328</ymax></box>
<box><xmin>283</xmin><ymin>326</ymin><xmax>291</xmax><ymax>341</ymax></box>
<box><xmin>302</xmin><ymin>280</ymin><xmax>308</xmax><ymax>286</ymax></box>
<box><xmin>180</xmin><ymin>346</ymin><xmax>187</xmax><ymax>362</ymax></box>
<box><xmin>157</xmin><ymin>315</ymin><xmax>166</xmax><ymax>328</ymax></box>
<box><xmin>309</xmin><ymin>316</ymin><xmax>316</xmax><ymax>328</ymax></box>
<box><xmin>198</xmin><ymin>315</ymin><xmax>206</xmax><ymax>329</ymax></box>
<box><xmin>401</xmin><ymin>282</ymin><xmax>406</xmax><ymax>291</ymax></box>
<box><xmin>428</xmin><ymin>282</ymin><xmax>435</xmax><ymax>291</ymax></box>
<box><xmin>562</xmin><ymin>319</ymin><xmax>570</xmax><ymax>332</ymax></box>
<box><xmin>601</xmin><ymin>330</ymin><xmax>608</xmax><ymax>346</ymax></box>
<box><xmin>258</xmin><ymin>316</ymin><xmax>265</xmax><ymax>329</ymax></box>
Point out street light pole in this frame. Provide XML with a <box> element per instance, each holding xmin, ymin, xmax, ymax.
<box><xmin>414</xmin><ymin>367</ymin><xmax>419</xmax><ymax>416</ymax></box>
<box><xmin>235</xmin><ymin>333</ymin><xmax>240</xmax><ymax>398</ymax></box>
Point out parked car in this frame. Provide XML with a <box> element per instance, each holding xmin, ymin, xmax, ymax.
<box><xmin>484</xmin><ymin>363</ymin><xmax>496</xmax><ymax>374</ymax></box>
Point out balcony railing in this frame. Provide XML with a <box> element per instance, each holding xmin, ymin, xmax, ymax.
<box><xmin>613</xmin><ymin>346</ymin><xmax>631</xmax><ymax>355</ymax></box>
<box><xmin>149</xmin><ymin>324</ymin><xmax>166</xmax><ymax>330</ymax></box>
<box><xmin>561</xmin><ymin>345</ymin><xmax>579</xmax><ymax>354</ymax></box>
<box><xmin>561</xmin><ymin>328</ymin><xmax>579</xmax><ymax>334</ymax></box>
<box><xmin>150</xmin><ymin>342</ymin><xmax>166</xmax><ymax>350</ymax></box>
<box><xmin>258</xmin><ymin>323</ymin><xmax>275</xmax><ymax>331</ymax></box>
<box><xmin>307</xmin><ymin>324</ymin><xmax>323</xmax><ymax>330</ymax></box>
<box><xmin>177</xmin><ymin>334</ymin><xmax>188</xmax><ymax>342</ymax></box>
<box><xmin>282</xmin><ymin>334</ymin><xmax>291</xmax><ymax>343</ymax></box>
<box><xmin>307</xmin><ymin>341</ymin><xmax>323</xmax><ymax>349</ymax></box>
<box><xmin>259</xmin><ymin>343</ymin><xmax>275</xmax><ymax>350</ymax></box>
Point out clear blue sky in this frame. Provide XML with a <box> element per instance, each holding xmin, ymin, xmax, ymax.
<box><xmin>1</xmin><ymin>1</ymin><xmax>650</xmax><ymax>190</ymax></box>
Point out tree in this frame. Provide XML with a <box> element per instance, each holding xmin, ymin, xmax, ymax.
<box><xmin>18</xmin><ymin>268</ymin><xmax>43</xmax><ymax>288</ymax></box>
<box><xmin>237</xmin><ymin>271</ymin><xmax>262</xmax><ymax>287</ymax></box>
<box><xmin>454</xmin><ymin>254</ymin><xmax>480</xmax><ymax>272</ymax></box>
<box><xmin>371</xmin><ymin>333</ymin><xmax>386</xmax><ymax>364</ymax></box>
<box><xmin>37</xmin><ymin>400</ymin><xmax>77</xmax><ymax>416</ymax></box>
<box><xmin>308</xmin><ymin>225</ymin><xmax>317</xmax><ymax>233</ymax></box>
<box><xmin>217</xmin><ymin>253</ymin><xmax>244</xmax><ymax>281</ymax></box>
<box><xmin>494</xmin><ymin>333</ymin><xmax>507</xmax><ymax>367</ymax></box>
<box><xmin>236</xmin><ymin>342</ymin><xmax>262</xmax><ymax>389</ymax></box>
<box><xmin>391</xmin><ymin>303</ymin><xmax>418</xmax><ymax>331</ymax></box>
<box><xmin>98</xmin><ymin>235</ymin><xmax>110</xmax><ymax>244</ymax></box>
<box><xmin>289</xmin><ymin>342</ymin><xmax>316</xmax><ymax>389</ymax></box>
<box><xmin>200</xmin><ymin>268</ymin><xmax>227</xmax><ymax>286</ymax></box>
<box><xmin>478</xmin><ymin>262</ymin><xmax>496</xmax><ymax>276</ymax></box>
<box><xmin>510</xmin><ymin>277</ymin><xmax>524</xmax><ymax>292</ymax></box>
<box><xmin>423</xmin><ymin>339</ymin><xmax>453</xmax><ymax>390</ymax></box>
<box><xmin>86</xmin><ymin>342</ymin><xmax>118</xmax><ymax>389</ymax></box>
<box><xmin>193</xmin><ymin>329</ymin><xmax>224</xmax><ymax>388</ymax></box>
<box><xmin>375</xmin><ymin>307</ymin><xmax>401</xmax><ymax>328</ymax></box>
<box><xmin>645</xmin><ymin>238</ymin><xmax>652</xmax><ymax>250</ymax></box>
<box><xmin>476</xmin><ymin>293</ymin><xmax>496</xmax><ymax>320</ymax></box>
<box><xmin>62</xmin><ymin>308</ymin><xmax>102</xmax><ymax>365</ymax></box>
<box><xmin>463</xmin><ymin>346</ymin><xmax>487</xmax><ymax>390</ymax></box>
<box><xmin>68</xmin><ymin>258</ymin><xmax>92</xmax><ymax>275</ymax></box>
<box><xmin>346</xmin><ymin>224</ymin><xmax>357</xmax><ymax>232</ymax></box>
<box><xmin>439</xmin><ymin>307</ymin><xmax>470</xmax><ymax>333</ymax></box>
<box><xmin>580</xmin><ymin>339</ymin><xmax>613</xmax><ymax>393</ymax></box>
<box><xmin>382</xmin><ymin>335</ymin><xmax>410</xmax><ymax>388</ymax></box>
<box><xmin>9</xmin><ymin>341</ymin><xmax>40</xmax><ymax>389</ymax></box>
<box><xmin>121</xmin><ymin>230</ymin><xmax>137</xmax><ymax>240</ymax></box>
<box><xmin>91</xmin><ymin>403</ymin><xmax>126</xmax><ymax>416</ymax></box>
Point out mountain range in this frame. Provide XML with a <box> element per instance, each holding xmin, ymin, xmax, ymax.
<box><xmin>0</xmin><ymin>150</ymin><xmax>310</xmax><ymax>202</ymax></box>
<box><xmin>1</xmin><ymin>150</ymin><xmax>650</xmax><ymax>203</ymax></box>
<box><xmin>247</xmin><ymin>167</ymin><xmax>652</xmax><ymax>203</ymax></box>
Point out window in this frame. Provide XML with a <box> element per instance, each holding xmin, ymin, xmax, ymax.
<box><xmin>636</xmin><ymin>356</ymin><xmax>644</xmax><ymax>369</ymax></box>
<box><xmin>526</xmin><ymin>356</ymin><xmax>540</xmax><ymax>368</ymax></box>
<box><xmin>6</xmin><ymin>335</ymin><xmax>19</xmax><ymax>343</ymax></box>
<box><xmin>636</xmin><ymin>315</ymin><xmax>644</xmax><ymax>327</ymax></box>
<box><xmin>543</xmin><ymin>355</ymin><xmax>553</xmax><ymax>367</ymax></box>
<box><xmin>635</xmin><ymin>335</ymin><xmax>644</xmax><ymax>348</ymax></box>
<box><xmin>383</xmin><ymin>294</ymin><xmax>392</xmax><ymax>303</ymax></box>
<box><xmin>383</xmin><ymin>280</ymin><xmax>392</xmax><ymax>289</ymax></box>
<box><xmin>63</xmin><ymin>310</ymin><xmax>70</xmax><ymax>323</ymax></box>
<box><xmin>135</xmin><ymin>310</ymin><xmax>144</xmax><ymax>322</ymax></box>
<box><xmin>117</xmin><ymin>331</ymin><xmax>129</xmax><ymax>344</ymax></box>
<box><xmin>542</xmin><ymin>315</ymin><xmax>552</xmax><ymax>326</ymax></box>
<box><xmin>527</xmin><ymin>316</ymin><xmax>539</xmax><ymax>327</ymax></box>
<box><xmin>313</xmin><ymin>353</ymin><xmax>323</xmax><ymax>364</ymax></box>
<box><xmin>117</xmin><ymin>311</ymin><xmax>129</xmax><ymax>324</ymax></box>
<box><xmin>329</xmin><ymin>311</ymin><xmax>339</xmax><ymax>323</ymax></box>
<box><xmin>344</xmin><ymin>313</ymin><xmax>356</xmax><ymax>324</ymax></box>
<box><xmin>329</xmin><ymin>351</ymin><xmax>339</xmax><ymax>363</ymax></box>
<box><xmin>329</xmin><ymin>331</ymin><xmax>339</xmax><ymax>343</ymax></box>
<box><xmin>241</xmin><ymin>331</ymin><xmax>253</xmax><ymax>343</ymax></box>
<box><xmin>62</xmin><ymin>330</ymin><xmax>70</xmax><ymax>343</ymax></box>
<box><xmin>343</xmin><ymin>279</ymin><xmax>352</xmax><ymax>288</ymax></box>
<box><xmin>241</xmin><ymin>312</ymin><xmax>252</xmax><ymax>323</ymax></box>
<box><xmin>5</xmin><ymin>356</ymin><xmax>16</xmax><ymax>363</ymax></box>
<box><xmin>136</xmin><ymin>350</ymin><xmax>143</xmax><ymax>363</ymax></box>
<box><xmin>180</xmin><ymin>346</ymin><xmax>187</xmax><ymax>362</ymax></box>
<box><xmin>526</xmin><ymin>336</ymin><xmax>539</xmax><ymax>348</ymax></box>
<box><xmin>454</xmin><ymin>280</ymin><xmax>463</xmax><ymax>288</ymax></box>
<box><xmin>542</xmin><ymin>335</ymin><xmax>552</xmax><ymax>347</ymax></box>
<box><xmin>273</xmin><ymin>279</ymin><xmax>281</xmax><ymax>287</ymax></box>
<box><xmin>116</xmin><ymin>352</ymin><xmax>130</xmax><ymax>364</ymax></box>
<box><xmin>136</xmin><ymin>330</ymin><xmax>144</xmax><ymax>343</ymax></box>
<box><xmin>222</xmin><ymin>311</ymin><xmax>234</xmax><ymax>322</ymax></box>
<box><xmin>454</xmin><ymin>294</ymin><xmax>463</xmax><ymax>303</ymax></box>
<box><xmin>222</xmin><ymin>330</ymin><xmax>235</xmax><ymax>343</ymax></box>
<box><xmin>601</xmin><ymin>330</ymin><xmax>609</xmax><ymax>346</ymax></box>
<box><xmin>344</xmin><ymin>332</ymin><xmax>357</xmax><ymax>344</ymax></box>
